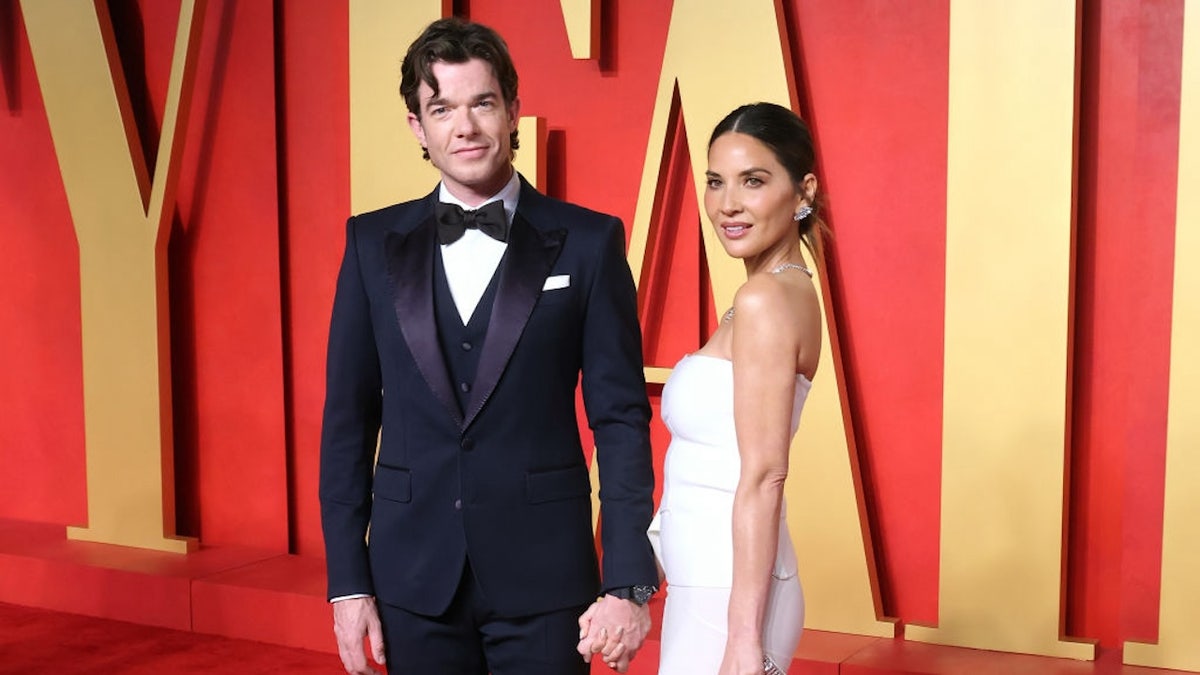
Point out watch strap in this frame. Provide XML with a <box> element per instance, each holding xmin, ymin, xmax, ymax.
<box><xmin>608</xmin><ymin>585</ymin><xmax>656</xmax><ymax>606</ymax></box>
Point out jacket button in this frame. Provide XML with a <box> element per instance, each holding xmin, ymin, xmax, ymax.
<box><xmin>461</xmin><ymin>438</ymin><xmax>475</xmax><ymax>451</ymax></box>
<box><xmin>454</xmin><ymin>499</ymin><xmax>463</xmax><ymax>510</ymax></box>
<box><xmin>459</xmin><ymin>382</ymin><xmax>471</xmax><ymax>393</ymax></box>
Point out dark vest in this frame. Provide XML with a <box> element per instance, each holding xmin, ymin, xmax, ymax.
<box><xmin>432</xmin><ymin>249</ymin><xmax>503</xmax><ymax>414</ymax></box>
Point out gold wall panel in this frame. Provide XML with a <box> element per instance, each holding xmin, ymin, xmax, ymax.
<box><xmin>905</xmin><ymin>0</ymin><xmax>1093</xmax><ymax>659</ymax></box>
<box><xmin>21</xmin><ymin>0</ymin><xmax>206</xmax><ymax>553</ymax></box>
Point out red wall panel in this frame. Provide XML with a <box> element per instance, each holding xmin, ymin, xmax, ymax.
<box><xmin>0</xmin><ymin>4</ymin><xmax>85</xmax><ymax>526</ymax></box>
<box><xmin>786</xmin><ymin>0</ymin><xmax>950</xmax><ymax>623</ymax></box>
<box><xmin>169</xmin><ymin>0</ymin><xmax>288</xmax><ymax>551</ymax></box>
<box><xmin>1069</xmin><ymin>0</ymin><xmax>1183</xmax><ymax>647</ymax></box>
<box><xmin>277</xmin><ymin>0</ymin><xmax>351</xmax><ymax>558</ymax></box>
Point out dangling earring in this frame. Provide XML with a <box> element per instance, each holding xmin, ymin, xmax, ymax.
<box><xmin>793</xmin><ymin>205</ymin><xmax>813</xmax><ymax>222</ymax></box>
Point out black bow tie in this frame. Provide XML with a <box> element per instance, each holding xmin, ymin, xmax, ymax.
<box><xmin>435</xmin><ymin>201</ymin><xmax>509</xmax><ymax>245</ymax></box>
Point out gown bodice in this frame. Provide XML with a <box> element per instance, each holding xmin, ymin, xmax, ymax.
<box><xmin>655</xmin><ymin>353</ymin><xmax>811</xmax><ymax>586</ymax></box>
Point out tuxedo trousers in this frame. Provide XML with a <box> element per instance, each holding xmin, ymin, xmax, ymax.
<box><xmin>377</xmin><ymin>559</ymin><xmax>590</xmax><ymax>675</ymax></box>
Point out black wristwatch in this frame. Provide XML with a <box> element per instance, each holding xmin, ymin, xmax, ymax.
<box><xmin>608</xmin><ymin>585</ymin><xmax>656</xmax><ymax>606</ymax></box>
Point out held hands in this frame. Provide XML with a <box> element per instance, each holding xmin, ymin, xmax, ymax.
<box><xmin>332</xmin><ymin>596</ymin><xmax>386</xmax><ymax>675</ymax></box>
<box><xmin>576</xmin><ymin>595</ymin><xmax>652</xmax><ymax>672</ymax></box>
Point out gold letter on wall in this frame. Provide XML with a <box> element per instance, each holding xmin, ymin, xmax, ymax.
<box><xmin>349</xmin><ymin>0</ymin><xmax>443</xmax><ymax>214</ymax></box>
<box><xmin>624</xmin><ymin>0</ymin><xmax>894</xmax><ymax>637</ymax></box>
<box><xmin>904</xmin><ymin>1</ymin><xmax>1093</xmax><ymax>659</ymax></box>
<box><xmin>21</xmin><ymin>0</ymin><xmax>205</xmax><ymax>552</ymax></box>
<box><xmin>558</xmin><ymin>0</ymin><xmax>599</xmax><ymax>60</ymax></box>
<box><xmin>1124</xmin><ymin>4</ymin><xmax>1200</xmax><ymax>669</ymax></box>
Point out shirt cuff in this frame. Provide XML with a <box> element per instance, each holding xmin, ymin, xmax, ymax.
<box><xmin>329</xmin><ymin>593</ymin><xmax>373</xmax><ymax>603</ymax></box>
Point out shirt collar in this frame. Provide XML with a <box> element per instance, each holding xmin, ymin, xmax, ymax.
<box><xmin>437</xmin><ymin>170</ymin><xmax>521</xmax><ymax>226</ymax></box>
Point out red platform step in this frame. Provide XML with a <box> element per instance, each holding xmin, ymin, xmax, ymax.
<box><xmin>0</xmin><ymin>518</ymin><xmax>1194</xmax><ymax>675</ymax></box>
<box><xmin>0</xmin><ymin>518</ymin><xmax>280</xmax><ymax>631</ymax></box>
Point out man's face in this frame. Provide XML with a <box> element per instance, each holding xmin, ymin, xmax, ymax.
<box><xmin>407</xmin><ymin>58</ymin><xmax>520</xmax><ymax>205</ymax></box>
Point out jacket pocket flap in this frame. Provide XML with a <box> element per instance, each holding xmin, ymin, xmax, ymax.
<box><xmin>526</xmin><ymin>465</ymin><xmax>590</xmax><ymax>504</ymax></box>
<box><xmin>374</xmin><ymin>465</ymin><xmax>412</xmax><ymax>503</ymax></box>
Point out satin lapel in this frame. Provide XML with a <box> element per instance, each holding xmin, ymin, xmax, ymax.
<box><xmin>463</xmin><ymin>213</ymin><xmax>566</xmax><ymax>430</ymax></box>
<box><xmin>385</xmin><ymin>219</ymin><xmax>462</xmax><ymax>427</ymax></box>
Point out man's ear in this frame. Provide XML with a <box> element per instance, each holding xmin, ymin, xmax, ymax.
<box><xmin>507</xmin><ymin>97</ymin><xmax>521</xmax><ymax>131</ymax></box>
<box><xmin>407</xmin><ymin>112</ymin><xmax>426</xmax><ymax>147</ymax></box>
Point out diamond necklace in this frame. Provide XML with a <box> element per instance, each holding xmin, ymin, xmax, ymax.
<box><xmin>722</xmin><ymin>262</ymin><xmax>813</xmax><ymax>322</ymax></box>
<box><xmin>769</xmin><ymin>261</ymin><xmax>812</xmax><ymax>277</ymax></box>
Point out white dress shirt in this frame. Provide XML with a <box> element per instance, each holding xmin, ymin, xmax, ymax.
<box><xmin>438</xmin><ymin>171</ymin><xmax>520</xmax><ymax>324</ymax></box>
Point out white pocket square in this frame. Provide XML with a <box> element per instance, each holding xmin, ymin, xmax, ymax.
<box><xmin>542</xmin><ymin>274</ymin><xmax>570</xmax><ymax>291</ymax></box>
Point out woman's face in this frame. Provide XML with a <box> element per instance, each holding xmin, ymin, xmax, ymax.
<box><xmin>704</xmin><ymin>132</ymin><xmax>808</xmax><ymax>261</ymax></box>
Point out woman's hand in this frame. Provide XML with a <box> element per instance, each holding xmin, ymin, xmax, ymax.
<box><xmin>718</xmin><ymin>636</ymin><xmax>766</xmax><ymax>675</ymax></box>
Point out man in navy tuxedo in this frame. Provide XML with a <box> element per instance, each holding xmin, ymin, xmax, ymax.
<box><xmin>319</xmin><ymin>17</ymin><xmax>657</xmax><ymax>675</ymax></box>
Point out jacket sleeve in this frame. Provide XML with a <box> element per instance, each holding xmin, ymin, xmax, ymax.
<box><xmin>319</xmin><ymin>216</ymin><xmax>382</xmax><ymax>600</ymax></box>
<box><xmin>579</xmin><ymin>217</ymin><xmax>658</xmax><ymax>591</ymax></box>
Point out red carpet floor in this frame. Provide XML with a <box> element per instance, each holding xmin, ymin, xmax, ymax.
<box><xmin>0</xmin><ymin>602</ymin><xmax>339</xmax><ymax>674</ymax></box>
<box><xmin>6</xmin><ymin>600</ymin><xmax>1195</xmax><ymax>675</ymax></box>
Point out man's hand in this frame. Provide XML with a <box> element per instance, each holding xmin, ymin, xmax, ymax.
<box><xmin>332</xmin><ymin>596</ymin><xmax>386</xmax><ymax>675</ymax></box>
<box><xmin>576</xmin><ymin>594</ymin><xmax>651</xmax><ymax>672</ymax></box>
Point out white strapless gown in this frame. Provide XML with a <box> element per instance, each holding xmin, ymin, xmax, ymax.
<box><xmin>652</xmin><ymin>354</ymin><xmax>810</xmax><ymax>674</ymax></box>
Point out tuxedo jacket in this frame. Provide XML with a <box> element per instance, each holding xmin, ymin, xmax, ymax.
<box><xmin>319</xmin><ymin>176</ymin><xmax>657</xmax><ymax>618</ymax></box>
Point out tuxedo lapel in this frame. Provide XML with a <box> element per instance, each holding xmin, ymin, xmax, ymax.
<box><xmin>386</xmin><ymin>217</ymin><xmax>463</xmax><ymax>427</ymax></box>
<box><xmin>463</xmin><ymin>210</ymin><xmax>565</xmax><ymax>430</ymax></box>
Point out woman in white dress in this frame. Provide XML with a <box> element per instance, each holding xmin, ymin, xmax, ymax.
<box><xmin>579</xmin><ymin>102</ymin><xmax>823</xmax><ymax>674</ymax></box>
<box><xmin>652</xmin><ymin>101</ymin><xmax>824</xmax><ymax>675</ymax></box>
<box><xmin>575</xmin><ymin>102</ymin><xmax>821</xmax><ymax>675</ymax></box>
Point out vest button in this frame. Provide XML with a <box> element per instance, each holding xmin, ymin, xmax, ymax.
<box><xmin>454</xmin><ymin>499</ymin><xmax>462</xmax><ymax>510</ymax></box>
<box><xmin>461</xmin><ymin>341</ymin><xmax>473</xmax><ymax>351</ymax></box>
<box><xmin>459</xmin><ymin>382</ymin><xmax>471</xmax><ymax>393</ymax></box>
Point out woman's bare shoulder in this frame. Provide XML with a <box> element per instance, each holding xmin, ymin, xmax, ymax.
<box><xmin>732</xmin><ymin>272</ymin><xmax>814</xmax><ymax>325</ymax></box>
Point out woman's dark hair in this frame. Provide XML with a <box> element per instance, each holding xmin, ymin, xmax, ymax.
<box><xmin>400</xmin><ymin>18</ymin><xmax>520</xmax><ymax>160</ymax></box>
<box><xmin>709</xmin><ymin>102</ymin><xmax>828</xmax><ymax>258</ymax></box>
